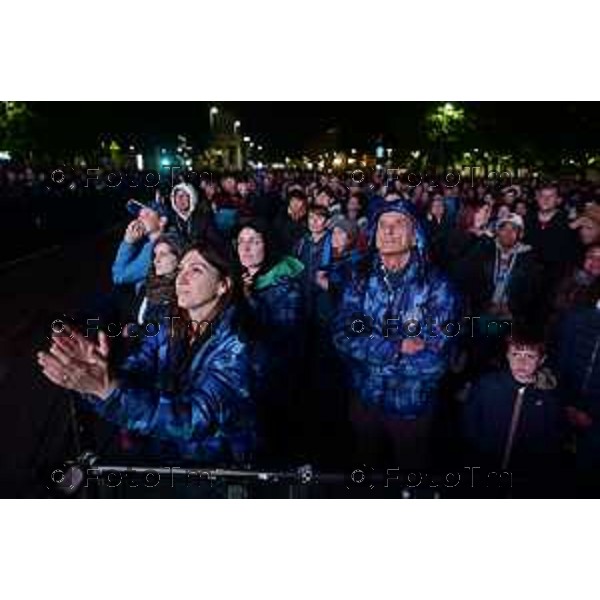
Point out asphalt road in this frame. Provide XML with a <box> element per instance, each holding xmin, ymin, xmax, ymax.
<box><xmin>0</xmin><ymin>224</ymin><xmax>125</xmax><ymax>498</ymax></box>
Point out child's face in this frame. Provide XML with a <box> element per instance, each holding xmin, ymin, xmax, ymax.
<box><xmin>507</xmin><ymin>344</ymin><xmax>543</xmax><ymax>383</ymax></box>
<box><xmin>308</xmin><ymin>211</ymin><xmax>328</xmax><ymax>234</ymax></box>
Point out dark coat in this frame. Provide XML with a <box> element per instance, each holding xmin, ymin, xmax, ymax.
<box><xmin>523</xmin><ymin>209</ymin><xmax>580</xmax><ymax>288</ymax></box>
<box><xmin>462</xmin><ymin>369</ymin><xmax>563</xmax><ymax>473</ymax></box>
<box><xmin>451</xmin><ymin>238</ymin><xmax>544</xmax><ymax>320</ymax></box>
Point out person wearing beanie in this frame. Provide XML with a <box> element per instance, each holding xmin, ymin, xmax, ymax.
<box><xmin>331</xmin><ymin>199</ymin><xmax>460</xmax><ymax>470</ymax></box>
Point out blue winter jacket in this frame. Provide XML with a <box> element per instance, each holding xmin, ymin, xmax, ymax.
<box><xmin>112</xmin><ymin>238</ymin><xmax>155</xmax><ymax>292</ymax></box>
<box><xmin>331</xmin><ymin>200</ymin><xmax>460</xmax><ymax>418</ymax></box>
<box><xmin>245</xmin><ymin>256</ymin><xmax>306</xmax><ymax>366</ymax></box>
<box><xmin>82</xmin><ymin>307</ymin><xmax>258</xmax><ymax>465</ymax></box>
<box><xmin>295</xmin><ymin>230</ymin><xmax>333</xmax><ymax>314</ymax></box>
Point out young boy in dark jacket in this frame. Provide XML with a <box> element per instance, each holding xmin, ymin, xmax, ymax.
<box><xmin>461</xmin><ymin>331</ymin><xmax>564</xmax><ymax>495</ymax></box>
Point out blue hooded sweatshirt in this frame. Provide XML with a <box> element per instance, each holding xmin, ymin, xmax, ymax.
<box><xmin>112</xmin><ymin>238</ymin><xmax>155</xmax><ymax>292</ymax></box>
<box><xmin>331</xmin><ymin>199</ymin><xmax>460</xmax><ymax>418</ymax></box>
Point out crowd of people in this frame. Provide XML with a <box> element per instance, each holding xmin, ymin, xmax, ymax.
<box><xmin>0</xmin><ymin>162</ymin><xmax>126</xmax><ymax>261</ymax></box>
<box><xmin>34</xmin><ymin>166</ymin><xmax>600</xmax><ymax>496</ymax></box>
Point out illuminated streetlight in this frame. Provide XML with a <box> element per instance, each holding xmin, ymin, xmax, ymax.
<box><xmin>209</xmin><ymin>106</ymin><xmax>219</xmax><ymax>129</ymax></box>
<box><xmin>234</xmin><ymin>120</ymin><xmax>241</xmax><ymax>133</ymax></box>
<box><xmin>257</xmin><ymin>145</ymin><xmax>263</xmax><ymax>151</ymax></box>
<box><xmin>243</xmin><ymin>136</ymin><xmax>251</xmax><ymax>143</ymax></box>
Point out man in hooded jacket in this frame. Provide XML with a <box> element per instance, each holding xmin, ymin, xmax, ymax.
<box><xmin>332</xmin><ymin>199</ymin><xmax>460</xmax><ymax>470</ymax></box>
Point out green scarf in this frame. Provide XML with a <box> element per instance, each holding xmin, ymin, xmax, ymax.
<box><xmin>254</xmin><ymin>256</ymin><xmax>305</xmax><ymax>290</ymax></box>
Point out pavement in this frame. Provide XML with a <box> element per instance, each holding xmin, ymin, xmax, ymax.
<box><xmin>0</xmin><ymin>224</ymin><xmax>124</xmax><ymax>497</ymax></box>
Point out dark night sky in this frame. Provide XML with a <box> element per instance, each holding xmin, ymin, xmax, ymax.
<box><xmin>28</xmin><ymin>101</ymin><xmax>600</xmax><ymax>155</ymax></box>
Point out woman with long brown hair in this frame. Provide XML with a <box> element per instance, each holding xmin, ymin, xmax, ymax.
<box><xmin>37</xmin><ymin>240</ymin><xmax>258</xmax><ymax>467</ymax></box>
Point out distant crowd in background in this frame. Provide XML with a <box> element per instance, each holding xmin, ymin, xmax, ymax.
<box><xmin>0</xmin><ymin>162</ymin><xmax>127</xmax><ymax>260</ymax></box>
<box><xmin>27</xmin><ymin>160</ymin><xmax>600</xmax><ymax>496</ymax></box>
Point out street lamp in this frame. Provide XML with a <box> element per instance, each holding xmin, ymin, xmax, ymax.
<box><xmin>209</xmin><ymin>106</ymin><xmax>219</xmax><ymax>129</ymax></box>
<box><xmin>243</xmin><ymin>136</ymin><xmax>251</xmax><ymax>143</ymax></box>
<box><xmin>234</xmin><ymin>120</ymin><xmax>241</xmax><ymax>133</ymax></box>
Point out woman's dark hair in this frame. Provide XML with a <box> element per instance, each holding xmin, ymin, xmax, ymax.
<box><xmin>165</xmin><ymin>240</ymin><xmax>243</xmax><ymax>393</ymax></box>
<box><xmin>458</xmin><ymin>199</ymin><xmax>486</xmax><ymax>230</ymax></box>
<box><xmin>170</xmin><ymin>240</ymin><xmax>239</xmax><ymax>342</ymax></box>
<box><xmin>345</xmin><ymin>191</ymin><xmax>367</xmax><ymax>219</ymax></box>
<box><xmin>288</xmin><ymin>188</ymin><xmax>308</xmax><ymax>204</ymax></box>
<box><xmin>196</xmin><ymin>187</ymin><xmax>217</xmax><ymax>216</ymax></box>
<box><xmin>234</xmin><ymin>217</ymin><xmax>281</xmax><ymax>276</ymax></box>
<box><xmin>426</xmin><ymin>196</ymin><xmax>446</xmax><ymax>215</ymax></box>
<box><xmin>144</xmin><ymin>232</ymin><xmax>186</xmax><ymax>305</ymax></box>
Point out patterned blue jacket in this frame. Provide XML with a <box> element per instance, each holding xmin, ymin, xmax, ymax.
<box><xmin>245</xmin><ymin>256</ymin><xmax>306</xmax><ymax>367</ymax></box>
<box><xmin>83</xmin><ymin>307</ymin><xmax>257</xmax><ymax>465</ymax></box>
<box><xmin>331</xmin><ymin>200</ymin><xmax>460</xmax><ymax>418</ymax></box>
